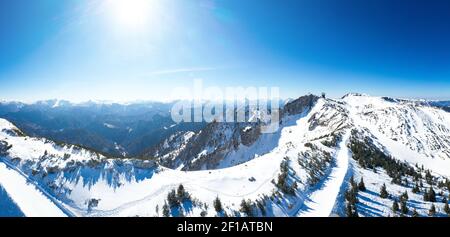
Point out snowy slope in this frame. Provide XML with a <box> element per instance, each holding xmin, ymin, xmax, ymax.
<box><xmin>343</xmin><ymin>94</ymin><xmax>450</xmax><ymax>176</ymax></box>
<box><xmin>0</xmin><ymin>184</ymin><xmax>24</xmax><ymax>217</ymax></box>
<box><xmin>0</xmin><ymin>162</ymin><xmax>67</xmax><ymax>217</ymax></box>
<box><xmin>297</xmin><ymin>131</ymin><xmax>351</xmax><ymax>217</ymax></box>
<box><xmin>0</xmin><ymin>98</ymin><xmax>344</xmax><ymax>217</ymax></box>
<box><xmin>1</xmin><ymin>93</ymin><xmax>450</xmax><ymax>217</ymax></box>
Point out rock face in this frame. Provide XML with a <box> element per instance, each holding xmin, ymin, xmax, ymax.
<box><xmin>240</xmin><ymin>125</ymin><xmax>261</xmax><ymax>146</ymax></box>
<box><xmin>283</xmin><ymin>94</ymin><xmax>319</xmax><ymax>116</ymax></box>
<box><xmin>149</xmin><ymin>95</ymin><xmax>320</xmax><ymax>171</ymax></box>
<box><xmin>0</xmin><ymin>140</ymin><xmax>11</xmax><ymax>156</ymax></box>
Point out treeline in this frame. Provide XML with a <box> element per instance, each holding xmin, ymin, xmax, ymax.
<box><xmin>349</xmin><ymin>137</ymin><xmax>421</xmax><ymax>185</ymax></box>
<box><xmin>347</xmin><ymin>133</ymin><xmax>450</xmax><ymax>217</ymax></box>
<box><xmin>275</xmin><ymin>158</ymin><xmax>297</xmax><ymax>195</ymax></box>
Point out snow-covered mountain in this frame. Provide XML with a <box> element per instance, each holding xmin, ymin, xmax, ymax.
<box><xmin>145</xmin><ymin>95</ymin><xmax>319</xmax><ymax>171</ymax></box>
<box><xmin>0</xmin><ymin>100</ymin><xmax>205</xmax><ymax>157</ymax></box>
<box><xmin>1</xmin><ymin>94</ymin><xmax>450</xmax><ymax>217</ymax></box>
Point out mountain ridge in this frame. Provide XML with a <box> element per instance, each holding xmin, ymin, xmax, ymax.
<box><xmin>1</xmin><ymin>93</ymin><xmax>450</xmax><ymax>217</ymax></box>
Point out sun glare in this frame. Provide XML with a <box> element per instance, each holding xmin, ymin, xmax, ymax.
<box><xmin>107</xmin><ymin>0</ymin><xmax>154</xmax><ymax>30</ymax></box>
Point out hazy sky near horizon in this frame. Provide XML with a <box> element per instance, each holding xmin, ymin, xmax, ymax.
<box><xmin>1</xmin><ymin>0</ymin><xmax>450</xmax><ymax>102</ymax></box>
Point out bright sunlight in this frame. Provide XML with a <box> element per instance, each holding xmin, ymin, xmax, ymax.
<box><xmin>106</xmin><ymin>0</ymin><xmax>157</xmax><ymax>31</ymax></box>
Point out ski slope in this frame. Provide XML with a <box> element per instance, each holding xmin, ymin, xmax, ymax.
<box><xmin>297</xmin><ymin>132</ymin><xmax>351</xmax><ymax>217</ymax></box>
<box><xmin>0</xmin><ymin>161</ymin><xmax>67</xmax><ymax>217</ymax></box>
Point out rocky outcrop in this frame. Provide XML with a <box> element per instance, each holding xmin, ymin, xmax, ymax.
<box><xmin>282</xmin><ymin>94</ymin><xmax>319</xmax><ymax>116</ymax></box>
<box><xmin>151</xmin><ymin>94</ymin><xmax>321</xmax><ymax>171</ymax></box>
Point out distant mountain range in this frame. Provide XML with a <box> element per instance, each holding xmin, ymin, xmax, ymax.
<box><xmin>0</xmin><ymin>100</ymin><xmax>206</xmax><ymax>157</ymax></box>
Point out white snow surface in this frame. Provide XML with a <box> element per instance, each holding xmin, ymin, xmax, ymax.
<box><xmin>1</xmin><ymin>94</ymin><xmax>450</xmax><ymax>217</ymax></box>
<box><xmin>0</xmin><ymin>162</ymin><xmax>66</xmax><ymax>217</ymax></box>
<box><xmin>297</xmin><ymin>131</ymin><xmax>351</xmax><ymax>217</ymax></box>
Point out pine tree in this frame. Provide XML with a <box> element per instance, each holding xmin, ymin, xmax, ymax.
<box><xmin>292</xmin><ymin>181</ymin><xmax>298</xmax><ymax>190</ymax></box>
<box><xmin>350</xmin><ymin>175</ymin><xmax>356</xmax><ymax>188</ymax></box>
<box><xmin>428</xmin><ymin>204</ymin><xmax>436</xmax><ymax>217</ymax></box>
<box><xmin>240</xmin><ymin>199</ymin><xmax>253</xmax><ymax>217</ymax></box>
<box><xmin>167</xmin><ymin>189</ymin><xmax>179</xmax><ymax>207</ymax></box>
<box><xmin>425</xmin><ymin>170</ymin><xmax>433</xmax><ymax>184</ymax></box>
<box><xmin>423</xmin><ymin>189</ymin><xmax>429</xmax><ymax>201</ymax></box>
<box><xmin>400</xmin><ymin>191</ymin><xmax>409</xmax><ymax>202</ymax></box>
<box><xmin>345</xmin><ymin>188</ymin><xmax>358</xmax><ymax>205</ymax></box>
<box><xmin>346</xmin><ymin>203</ymin><xmax>353</xmax><ymax>217</ymax></box>
<box><xmin>444</xmin><ymin>202</ymin><xmax>450</xmax><ymax>216</ymax></box>
<box><xmin>392</xmin><ymin>200</ymin><xmax>399</xmax><ymax>212</ymax></box>
<box><xmin>177</xmin><ymin>184</ymin><xmax>189</xmax><ymax>202</ymax></box>
<box><xmin>428</xmin><ymin>187</ymin><xmax>436</xmax><ymax>202</ymax></box>
<box><xmin>213</xmin><ymin>196</ymin><xmax>223</xmax><ymax>213</ymax></box>
<box><xmin>162</xmin><ymin>202</ymin><xmax>170</xmax><ymax>217</ymax></box>
<box><xmin>403</xmin><ymin>178</ymin><xmax>409</xmax><ymax>187</ymax></box>
<box><xmin>346</xmin><ymin>203</ymin><xmax>358</xmax><ymax>217</ymax></box>
<box><xmin>412</xmin><ymin>183</ymin><xmax>420</xmax><ymax>193</ymax></box>
<box><xmin>400</xmin><ymin>200</ymin><xmax>408</xmax><ymax>215</ymax></box>
<box><xmin>358</xmin><ymin>178</ymin><xmax>366</xmax><ymax>192</ymax></box>
<box><xmin>353</xmin><ymin>204</ymin><xmax>359</xmax><ymax>217</ymax></box>
<box><xmin>380</xmin><ymin>183</ymin><xmax>389</xmax><ymax>199</ymax></box>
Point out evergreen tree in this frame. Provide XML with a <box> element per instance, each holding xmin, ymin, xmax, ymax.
<box><xmin>167</xmin><ymin>189</ymin><xmax>179</xmax><ymax>208</ymax></box>
<box><xmin>162</xmin><ymin>202</ymin><xmax>170</xmax><ymax>217</ymax></box>
<box><xmin>444</xmin><ymin>202</ymin><xmax>450</xmax><ymax>216</ymax></box>
<box><xmin>392</xmin><ymin>200</ymin><xmax>399</xmax><ymax>212</ymax></box>
<box><xmin>400</xmin><ymin>200</ymin><xmax>408</xmax><ymax>215</ymax></box>
<box><xmin>358</xmin><ymin>178</ymin><xmax>366</xmax><ymax>192</ymax></box>
<box><xmin>345</xmin><ymin>188</ymin><xmax>358</xmax><ymax>205</ymax></box>
<box><xmin>346</xmin><ymin>203</ymin><xmax>359</xmax><ymax>217</ymax></box>
<box><xmin>425</xmin><ymin>170</ymin><xmax>433</xmax><ymax>184</ymax></box>
<box><xmin>423</xmin><ymin>189</ymin><xmax>429</xmax><ymax>201</ymax></box>
<box><xmin>177</xmin><ymin>184</ymin><xmax>189</xmax><ymax>202</ymax></box>
<box><xmin>240</xmin><ymin>199</ymin><xmax>253</xmax><ymax>217</ymax></box>
<box><xmin>213</xmin><ymin>196</ymin><xmax>223</xmax><ymax>213</ymax></box>
<box><xmin>412</xmin><ymin>183</ymin><xmax>420</xmax><ymax>194</ymax></box>
<box><xmin>428</xmin><ymin>187</ymin><xmax>436</xmax><ymax>202</ymax></box>
<box><xmin>380</xmin><ymin>183</ymin><xmax>389</xmax><ymax>199</ymax></box>
<box><xmin>350</xmin><ymin>175</ymin><xmax>357</xmax><ymax>190</ymax></box>
<box><xmin>353</xmin><ymin>204</ymin><xmax>359</xmax><ymax>217</ymax></box>
<box><xmin>403</xmin><ymin>178</ymin><xmax>409</xmax><ymax>187</ymax></box>
<box><xmin>292</xmin><ymin>181</ymin><xmax>298</xmax><ymax>190</ymax></box>
<box><xmin>428</xmin><ymin>204</ymin><xmax>436</xmax><ymax>217</ymax></box>
<box><xmin>346</xmin><ymin>203</ymin><xmax>353</xmax><ymax>217</ymax></box>
<box><xmin>400</xmin><ymin>191</ymin><xmax>409</xmax><ymax>202</ymax></box>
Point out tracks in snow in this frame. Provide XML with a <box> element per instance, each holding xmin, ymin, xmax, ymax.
<box><xmin>296</xmin><ymin>131</ymin><xmax>351</xmax><ymax>217</ymax></box>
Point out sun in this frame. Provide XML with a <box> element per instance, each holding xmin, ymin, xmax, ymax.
<box><xmin>107</xmin><ymin>0</ymin><xmax>153</xmax><ymax>30</ymax></box>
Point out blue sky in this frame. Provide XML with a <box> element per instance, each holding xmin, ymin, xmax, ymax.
<box><xmin>0</xmin><ymin>0</ymin><xmax>449</xmax><ymax>102</ymax></box>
